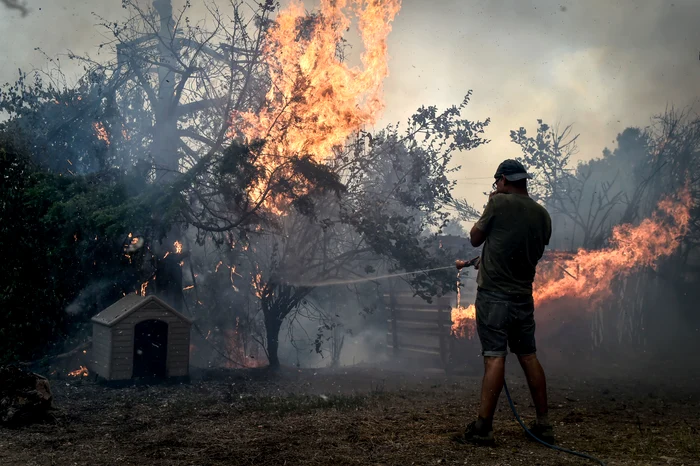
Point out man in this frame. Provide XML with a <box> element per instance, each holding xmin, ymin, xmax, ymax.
<box><xmin>456</xmin><ymin>159</ymin><xmax>553</xmax><ymax>446</ymax></box>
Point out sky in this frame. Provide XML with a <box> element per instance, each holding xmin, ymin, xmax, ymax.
<box><xmin>0</xmin><ymin>0</ymin><xmax>698</xmax><ymax>210</ymax></box>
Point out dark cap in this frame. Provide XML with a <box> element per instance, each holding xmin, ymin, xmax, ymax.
<box><xmin>494</xmin><ymin>159</ymin><xmax>533</xmax><ymax>182</ymax></box>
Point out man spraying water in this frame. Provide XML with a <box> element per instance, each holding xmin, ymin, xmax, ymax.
<box><xmin>455</xmin><ymin>159</ymin><xmax>553</xmax><ymax>446</ymax></box>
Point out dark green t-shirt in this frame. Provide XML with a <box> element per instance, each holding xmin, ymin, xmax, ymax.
<box><xmin>475</xmin><ymin>193</ymin><xmax>552</xmax><ymax>296</ymax></box>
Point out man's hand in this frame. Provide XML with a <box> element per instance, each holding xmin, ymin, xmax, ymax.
<box><xmin>456</xmin><ymin>257</ymin><xmax>480</xmax><ymax>270</ymax></box>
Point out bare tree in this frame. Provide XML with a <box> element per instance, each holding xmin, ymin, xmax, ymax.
<box><xmin>511</xmin><ymin>121</ymin><xmax>629</xmax><ymax>249</ymax></box>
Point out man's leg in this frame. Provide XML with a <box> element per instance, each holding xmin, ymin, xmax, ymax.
<box><xmin>516</xmin><ymin>354</ymin><xmax>548</xmax><ymax>424</ymax></box>
<box><xmin>460</xmin><ymin>289</ymin><xmax>509</xmax><ymax>444</ymax></box>
<box><xmin>476</xmin><ymin>356</ymin><xmax>506</xmax><ymax>430</ymax></box>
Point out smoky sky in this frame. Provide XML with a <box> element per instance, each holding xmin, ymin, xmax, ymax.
<box><xmin>1</xmin><ymin>0</ymin><xmax>698</xmax><ymax>212</ymax></box>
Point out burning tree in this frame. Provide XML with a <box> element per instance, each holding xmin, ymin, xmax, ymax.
<box><xmin>216</xmin><ymin>0</ymin><xmax>489</xmax><ymax>368</ymax></box>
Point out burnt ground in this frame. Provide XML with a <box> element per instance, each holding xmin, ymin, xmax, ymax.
<box><xmin>1</xmin><ymin>364</ymin><xmax>699</xmax><ymax>466</ymax></box>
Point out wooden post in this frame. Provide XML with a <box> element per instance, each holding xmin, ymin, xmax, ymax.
<box><xmin>389</xmin><ymin>279</ymin><xmax>399</xmax><ymax>357</ymax></box>
<box><xmin>437</xmin><ymin>301</ymin><xmax>447</xmax><ymax>370</ymax></box>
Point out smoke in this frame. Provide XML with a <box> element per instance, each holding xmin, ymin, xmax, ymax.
<box><xmin>64</xmin><ymin>279</ymin><xmax>114</xmax><ymax>316</ymax></box>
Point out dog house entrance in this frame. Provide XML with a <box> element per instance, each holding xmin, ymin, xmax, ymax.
<box><xmin>133</xmin><ymin>320</ymin><xmax>168</xmax><ymax>378</ymax></box>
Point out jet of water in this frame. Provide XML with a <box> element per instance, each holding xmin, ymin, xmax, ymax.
<box><xmin>288</xmin><ymin>265</ymin><xmax>456</xmax><ymax>287</ymax></box>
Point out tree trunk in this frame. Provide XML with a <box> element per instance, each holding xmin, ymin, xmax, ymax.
<box><xmin>154</xmin><ymin>250</ymin><xmax>183</xmax><ymax>312</ymax></box>
<box><xmin>265</xmin><ymin>314</ymin><xmax>282</xmax><ymax>369</ymax></box>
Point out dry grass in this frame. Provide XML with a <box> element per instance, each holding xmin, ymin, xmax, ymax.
<box><xmin>1</xmin><ymin>366</ymin><xmax>699</xmax><ymax>465</ymax></box>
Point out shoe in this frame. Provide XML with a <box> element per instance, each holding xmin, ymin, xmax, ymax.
<box><xmin>526</xmin><ymin>421</ymin><xmax>555</xmax><ymax>444</ymax></box>
<box><xmin>453</xmin><ymin>420</ymin><xmax>495</xmax><ymax>446</ymax></box>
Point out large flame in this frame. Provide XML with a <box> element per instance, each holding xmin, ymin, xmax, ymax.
<box><xmin>451</xmin><ymin>188</ymin><xmax>692</xmax><ymax>338</ymax></box>
<box><xmin>232</xmin><ymin>0</ymin><xmax>401</xmax><ymax>206</ymax></box>
<box><xmin>533</xmin><ymin>188</ymin><xmax>691</xmax><ymax>306</ymax></box>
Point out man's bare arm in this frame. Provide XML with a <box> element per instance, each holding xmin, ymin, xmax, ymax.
<box><xmin>470</xmin><ymin>225</ymin><xmax>487</xmax><ymax>247</ymax></box>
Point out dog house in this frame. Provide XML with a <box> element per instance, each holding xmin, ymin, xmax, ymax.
<box><xmin>90</xmin><ymin>294</ymin><xmax>192</xmax><ymax>381</ymax></box>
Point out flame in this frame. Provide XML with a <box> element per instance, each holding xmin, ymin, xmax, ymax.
<box><xmin>450</xmin><ymin>188</ymin><xmax>693</xmax><ymax>339</ymax></box>
<box><xmin>534</xmin><ymin>188</ymin><xmax>691</xmax><ymax>307</ymax></box>
<box><xmin>93</xmin><ymin>122</ymin><xmax>110</xmax><ymax>146</ymax></box>
<box><xmin>174</xmin><ymin>241</ymin><xmax>183</xmax><ymax>254</ymax></box>
<box><xmin>451</xmin><ymin>304</ymin><xmax>476</xmax><ymax>339</ymax></box>
<box><xmin>140</xmin><ymin>280</ymin><xmax>149</xmax><ymax>296</ymax></box>
<box><xmin>68</xmin><ymin>366</ymin><xmax>89</xmax><ymax>377</ymax></box>
<box><xmin>232</xmin><ymin>0</ymin><xmax>401</xmax><ymax>208</ymax></box>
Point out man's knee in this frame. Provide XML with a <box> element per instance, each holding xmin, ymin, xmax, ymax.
<box><xmin>483</xmin><ymin>355</ymin><xmax>506</xmax><ymax>370</ymax></box>
<box><xmin>517</xmin><ymin>353</ymin><xmax>537</xmax><ymax>364</ymax></box>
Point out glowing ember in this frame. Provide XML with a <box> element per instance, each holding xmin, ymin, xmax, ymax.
<box><xmin>140</xmin><ymin>280</ymin><xmax>149</xmax><ymax>296</ymax></box>
<box><xmin>93</xmin><ymin>122</ymin><xmax>110</xmax><ymax>146</ymax></box>
<box><xmin>252</xmin><ymin>271</ymin><xmax>264</xmax><ymax>299</ymax></box>
<box><xmin>183</xmin><ymin>285</ymin><xmax>194</xmax><ymax>291</ymax></box>
<box><xmin>174</xmin><ymin>241</ymin><xmax>183</xmax><ymax>254</ymax></box>
<box><xmin>68</xmin><ymin>366</ymin><xmax>89</xmax><ymax>377</ymax></box>
<box><xmin>232</xmin><ymin>0</ymin><xmax>401</xmax><ymax>207</ymax></box>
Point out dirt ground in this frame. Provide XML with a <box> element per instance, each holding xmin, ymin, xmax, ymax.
<box><xmin>1</xmin><ymin>364</ymin><xmax>699</xmax><ymax>466</ymax></box>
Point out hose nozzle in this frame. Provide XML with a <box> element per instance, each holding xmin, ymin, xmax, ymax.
<box><xmin>456</xmin><ymin>257</ymin><xmax>480</xmax><ymax>270</ymax></box>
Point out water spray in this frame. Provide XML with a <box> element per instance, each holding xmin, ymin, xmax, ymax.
<box><xmin>288</xmin><ymin>265</ymin><xmax>458</xmax><ymax>288</ymax></box>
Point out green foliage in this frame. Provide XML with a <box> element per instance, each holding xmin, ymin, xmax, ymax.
<box><xmin>0</xmin><ymin>132</ymin><xmax>175</xmax><ymax>364</ymax></box>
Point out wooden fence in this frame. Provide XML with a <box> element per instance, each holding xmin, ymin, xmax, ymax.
<box><xmin>385</xmin><ymin>289</ymin><xmax>479</xmax><ymax>373</ymax></box>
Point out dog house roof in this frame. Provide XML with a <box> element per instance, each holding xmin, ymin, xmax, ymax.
<box><xmin>91</xmin><ymin>294</ymin><xmax>193</xmax><ymax>327</ymax></box>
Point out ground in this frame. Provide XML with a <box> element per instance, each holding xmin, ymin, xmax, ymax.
<box><xmin>1</xmin><ymin>364</ymin><xmax>699</xmax><ymax>466</ymax></box>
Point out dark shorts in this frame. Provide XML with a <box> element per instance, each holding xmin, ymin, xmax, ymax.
<box><xmin>475</xmin><ymin>288</ymin><xmax>536</xmax><ymax>357</ymax></box>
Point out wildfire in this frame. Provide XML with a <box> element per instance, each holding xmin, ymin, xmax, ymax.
<box><xmin>232</xmin><ymin>0</ymin><xmax>401</xmax><ymax>207</ymax></box>
<box><xmin>68</xmin><ymin>366</ymin><xmax>89</xmax><ymax>377</ymax></box>
<box><xmin>450</xmin><ymin>188</ymin><xmax>692</xmax><ymax>339</ymax></box>
<box><xmin>93</xmin><ymin>122</ymin><xmax>110</xmax><ymax>146</ymax></box>
<box><xmin>534</xmin><ymin>188</ymin><xmax>691</xmax><ymax>307</ymax></box>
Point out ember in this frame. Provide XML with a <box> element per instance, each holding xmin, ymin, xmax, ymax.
<box><xmin>68</xmin><ymin>366</ymin><xmax>89</xmax><ymax>377</ymax></box>
<box><xmin>92</xmin><ymin>122</ymin><xmax>110</xmax><ymax>145</ymax></box>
